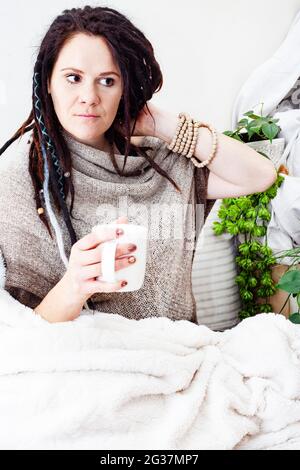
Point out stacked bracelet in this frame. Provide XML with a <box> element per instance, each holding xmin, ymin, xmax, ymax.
<box><xmin>167</xmin><ymin>112</ymin><xmax>218</xmax><ymax>168</ymax></box>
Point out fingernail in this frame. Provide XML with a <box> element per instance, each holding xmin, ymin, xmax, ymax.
<box><xmin>128</xmin><ymin>244</ymin><xmax>137</xmax><ymax>252</ymax></box>
<box><xmin>128</xmin><ymin>256</ymin><xmax>136</xmax><ymax>264</ymax></box>
<box><xmin>121</xmin><ymin>280</ymin><xmax>127</xmax><ymax>287</ymax></box>
<box><xmin>116</xmin><ymin>228</ymin><xmax>124</xmax><ymax>237</ymax></box>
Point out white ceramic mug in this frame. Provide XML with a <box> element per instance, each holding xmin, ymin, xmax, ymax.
<box><xmin>91</xmin><ymin>223</ymin><xmax>148</xmax><ymax>292</ymax></box>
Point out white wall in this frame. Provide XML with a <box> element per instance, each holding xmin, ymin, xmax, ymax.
<box><xmin>1</xmin><ymin>0</ymin><xmax>300</xmax><ymax>146</ymax></box>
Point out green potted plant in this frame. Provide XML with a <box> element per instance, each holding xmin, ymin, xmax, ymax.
<box><xmin>213</xmin><ymin>105</ymin><xmax>287</xmax><ymax>320</ymax></box>
<box><xmin>224</xmin><ymin>103</ymin><xmax>285</xmax><ymax>166</ymax></box>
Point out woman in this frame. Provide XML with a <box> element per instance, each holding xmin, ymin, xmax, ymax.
<box><xmin>0</xmin><ymin>5</ymin><xmax>277</xmax><ymax>324</ymax></box>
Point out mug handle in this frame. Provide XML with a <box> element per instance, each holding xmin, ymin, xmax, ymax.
<box><xmin>97</xmin><ymin>239</ymin><xmax>117</xmax><ymax>283</ymax></box>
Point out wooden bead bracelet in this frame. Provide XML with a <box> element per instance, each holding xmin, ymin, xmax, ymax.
<box><xmin>167</xmin><ymin>112</ymin><xmax>218</xmax><ymax>168</ymax></box>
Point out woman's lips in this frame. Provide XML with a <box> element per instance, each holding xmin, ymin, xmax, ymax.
<box><xmin>77</xmin><ymin>115</ymin><xmax>100</xmax><ymax>119</ymax></box>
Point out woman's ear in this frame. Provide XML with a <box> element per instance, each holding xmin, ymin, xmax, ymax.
<box><xmin>47</xmin><ymin>78</ymin><xmax>51</xmax><ymax>94</ymax></box>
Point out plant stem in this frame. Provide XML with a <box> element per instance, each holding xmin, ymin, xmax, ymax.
<box><xmin>278</xmin><ymin>292</ymin><xmax>291</xmax><ymax>315</ymax></box>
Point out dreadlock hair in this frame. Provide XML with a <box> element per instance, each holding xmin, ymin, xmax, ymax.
<box><xmin>0</xmin><ymin>5</ymin><xmax>182</xmax><ymax>261</ymax></box>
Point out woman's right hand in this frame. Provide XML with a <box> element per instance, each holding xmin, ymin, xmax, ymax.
<box><xmin>34</xmin><ymin>216</ymin><xmax>136</xmax><ymax>323</ymax></box>
<box><xmin>62</xmin><ymin>216</ymin><xmax>137</xmax><ymax>304</ymax></box>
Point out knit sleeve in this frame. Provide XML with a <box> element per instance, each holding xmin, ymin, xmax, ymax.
<box><xmin>0</xmin><ymin>147</ymin><xmax>60</xmax><ymax>308</ymax></box>
<box><xmin>5</xmin><ymin>285</ymin><xmax>42</xmax><ymax>310</ymax></box>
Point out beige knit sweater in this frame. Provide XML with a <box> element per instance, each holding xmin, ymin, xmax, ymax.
<box><xmin>0</xmin><ymin>132</ymin><xmax>212</xmax><ymax>324</ymax></box>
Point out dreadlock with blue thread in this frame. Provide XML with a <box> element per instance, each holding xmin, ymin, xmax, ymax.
<box><xmin>33</xmin><ymin>68</ymin><xmax>74</xmax><ymax>267</ymax></box>
<box><xmin>0</xmin><ymin>5</ymin><xmax>213</xmax><ymax>310</ymax></box>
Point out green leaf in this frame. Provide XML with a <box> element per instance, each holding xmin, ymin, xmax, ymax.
<box><xmin>248</xmin><ymin>119</ymin><xmax>264</xmax><ymax>128</ymax></box>
<box><xmin>217</xmin><ymin>207</ymin><xmax>228</xmax><ymax>219</ymax></box>
<box><xmin>236</xmin><ymin>197</ymin><xmax>252</xmax><ymax>210</ymax></box>
<box><xmin>225</xmin><ymin>221</ymin><xmax>239</xmax><ymax>235</ymax></box>
<box><xmin>240</xmin><ymin>289</ymin><xmax>253</xmax><ymax>301</ymax></box>
<box><xmin>289</xmin><ymin>313</ymin><xmax>300</xmax><ymax>324</ymax></box>
<box><xmin>249</xmin><ymin>240</ymin><xmax>263</xmax><ymax>252</ymax></box>
<box><xmin>232</xmin><ymin>134</ymin><xmax>244</xmax><ymax>142</ymax></box>
<box><xmin>235</xmin><ymin>275</ymin><xmax>246</xmax><ymax>286</ymax></box>
<box><xmin>257</xmin><ymin>303</ymin><xmax>273</xmax><ymax>313</ymax></box>
<box><xmin>243</xmin><ymin>111</ymin><xmax>261</xmax><ymax>119</ymax></box>
<box><xmin>247</xmin><ymin>127</ymin><xmax>259</xmax><ymax>140</ymax></box>
<box><xmin>246</xmin><ymin>208</ymin><xmax>257</xmax><ymax>219</ymax></box>
<box><xmin>238</xmin><ymin>243</ymin><xmax>251</xmax><ymax>255</ymax></box>
<box><xmin>253</xmin><ymin>225</ymin><xmax>266</xmax><ymax>237</ymax></box>
<box><xmin>244</xmin><ymin>221</ymin><xmax>255</xmax><ymax>231</ymax></box>
<box><xmin>239</xmin><ymin>310</ymin><xmax>252</xmax><ymax>319</ymax></box>
<box><xmin>276</xmin><ymin>270</ymin><xmax>300</xmax><ymax>293</ymax></box>
<box><xmin>212</xmin><ymin>221</ymin><xmax>225</xmax><ymax>235</ymax></box>
<box><xmin>238</xmin><ymin>220</ymin><xmax>246</xmax><ymax>231</ymax></box>
<box><xmin>266</xmin><ymin>187</ymin><xmax>278</xmax><ymax>198</ymax></box>
<box><xmin>260</xmin><ymin>194</ymin><xmax>270</xmax><ymax>204</ymax></box>
<box><xmin>258</xmin><ymin>207</ymin><xmax>271</xmax><ymax>221</ymax></box>
<box><xmin>237</xmin><ymin>118</ymin><xmax>249</xmax><ymax>127</ymax></box>
<box><xmin>257</xmin><ymin>288</ymin><xmax>267</xmax><ymax>297</ymax></box>
<box><xmin>265</xmin><ymin>286</ymin><xmax>277</xmax><ymax>296</ymax></box>
<box><xmin>266</xmin><ymin>256</ymin><xmax>276</xmax><ymax>266</ymax></box>
<box><xmin>248</xmin><ymin>277</ymin><xmax>258</xmax><ymax>288</ymax></box>
<box><xmin>261</xmin><ymin>123</ymin><xmax>279</xmax><ymax>142</ymax></box>
<box><xmin>223</xmin><ymin>130</ymin><xmax>234</xmax><ymax>137</ymax></box>
<box><xmin>261</xmin><ymin>245</ymin><xmax>273</xmax><ymax>256</ymax></box>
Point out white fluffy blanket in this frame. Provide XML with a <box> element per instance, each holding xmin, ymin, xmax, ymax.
<box><xmin>0</xmin><ymin>285</ymin><xmax>300</xmax><ymax>450</ymax></box>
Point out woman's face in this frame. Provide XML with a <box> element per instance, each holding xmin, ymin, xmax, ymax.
<box><xmin>47</xmin><ymin>33</ymin><xmax>123</xmax><ymax>150</ymax></box>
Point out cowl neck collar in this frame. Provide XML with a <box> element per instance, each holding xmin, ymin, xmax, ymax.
<box><xmin>62</xmin><ymin>129</ymin><xmax>160</xmax><ymax>178</ymax></box>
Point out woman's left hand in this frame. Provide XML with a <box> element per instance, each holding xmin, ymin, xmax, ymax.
<box><xmin>132</xmin><ymin>101</ymin><xmax>159</xmax><ymax>137</ymax></box>
<box><xmin>117</xmin><ymin>101</ymin><xmax>161</xmax><ymax>138</ymax></box>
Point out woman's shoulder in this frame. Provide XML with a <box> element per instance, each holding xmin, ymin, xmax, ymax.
<box><xmin>0</xmin><ymin>136</ymin><xmax>32</xmax><ymax>194</ymax></box>
<box><xmin>0</xmin><ymin>137</ymin><xmax>37</xmax><ymax>231</ymax></box>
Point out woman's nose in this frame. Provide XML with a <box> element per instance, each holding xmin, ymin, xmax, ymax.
<box><xmin>79</xmin><ymin>85</ymin><xmax>100</xmax><ymax>105</ymax></box>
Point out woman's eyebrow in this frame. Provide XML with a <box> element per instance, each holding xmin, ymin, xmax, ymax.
<box><xmin>60</xmin><ymin>67</ymin><xmax>120</xmax><ymax>77</ymax></box>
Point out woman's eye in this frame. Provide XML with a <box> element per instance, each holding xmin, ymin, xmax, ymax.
<box><xmin>66</xmin><ymin>74</ymin><xmax>80</xmax><ymax>84</ymax></box>
<box><xmin>66</xmin><ymin>74</ymin><xmax>115</xmax><ymax>86</ymax></box>
<box><xmin>100</xmin><ymin>77</ymin><xmax>115</xmax><ymax>87</ymax></box>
